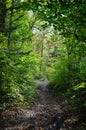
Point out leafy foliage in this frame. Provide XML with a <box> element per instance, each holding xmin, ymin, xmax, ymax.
<box><xmin>67</xmin><ymin>82</ymin><xmax>86</xmax><ymax>118</ymax></box>
<box><xmin>0</xmin><ymin>2</ymin><xmax>86</xmax><ymax>125</ymax></box>
<box><xmin>49</xmin><ymin>58</ymin><xmax>69</xmax><ymax>91</ymax></box>
<box><xmin>0</xmin><ymin>0</ymin><xmax>40</xmax><ymax>110</ymax></box>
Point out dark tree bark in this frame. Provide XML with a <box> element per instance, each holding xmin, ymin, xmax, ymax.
<box><xmin>7</xmin><ymin>0</ymin><xmax>14</xmax><ymax>46</ymax></box>
<box><xmin>0</xmin><ymin>0</ymin><xmax>6</xmax><ymax>34</ymax></box>
<box><xmin>0</xmin><ymin>0</ymin><xmax>7</xmax><ymax>89</ymax></box>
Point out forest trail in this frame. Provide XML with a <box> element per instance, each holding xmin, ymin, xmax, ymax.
<box><xmin>0</xmin><ymin>80</ymin><xmax>77</xmax><ymax>130</ymax></box>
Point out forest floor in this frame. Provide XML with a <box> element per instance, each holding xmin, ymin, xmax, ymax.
<box><xmin>0</xmin><ymin>80</ymin><xmax>84</xmax><ymax>130</ymax></box>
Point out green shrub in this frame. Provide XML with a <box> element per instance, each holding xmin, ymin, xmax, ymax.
<box><xmin>70</xmin><ymin>82</ymin><xmax>86</xmax><ymax>108</ymax></box>
<box><xmin>49</xmin><ymin>58</ymin><xmax>69</xmax><ymax>91</ymax></box>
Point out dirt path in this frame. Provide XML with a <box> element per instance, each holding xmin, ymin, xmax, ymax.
<box><xmin>0</xmin><ymin>80</ymin><xmax>77</xmax><ymax>130</ymax></box>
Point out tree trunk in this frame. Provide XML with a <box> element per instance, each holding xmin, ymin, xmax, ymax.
<box><xmin>0</xmin><ymin>0</ymin><xmax>6</xmax><ymax>34</ymax></box>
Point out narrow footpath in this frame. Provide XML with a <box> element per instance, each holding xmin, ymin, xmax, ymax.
<box><xmin>0</xmin><ymin>80</ymin><xmax>78</xmax><ymax>130</ymax></box>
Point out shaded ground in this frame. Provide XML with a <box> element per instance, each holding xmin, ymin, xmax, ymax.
<box><xmin>0</xmin><ymin>80</ymin><xmax>82</xmax><ymax>130</ymax></box>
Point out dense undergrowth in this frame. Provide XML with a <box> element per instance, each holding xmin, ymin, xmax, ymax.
<box><xmin>48</xmin><ymin>56</ymin><xmax>86</xmax><ymax>123</ymax></box>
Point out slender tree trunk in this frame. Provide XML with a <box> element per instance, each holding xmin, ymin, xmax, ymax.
<box><xmin>7</xmin><ymin>0</ymin><xmax>14</xmax><ymax>47</ymax></box>
<box><xmin>0</xmin><ymin>0</ymin><xmax>6</xmax><ymax>33</ymax></box>
<box><xmin>40</xmin><ymin>42</ymin><xmax>43</xmax><ymax>73</ymax></box>
<box><xmin>0</xmin><ymin>0</ymin><xmax>6</xmax><ymax>88</ymax></box>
